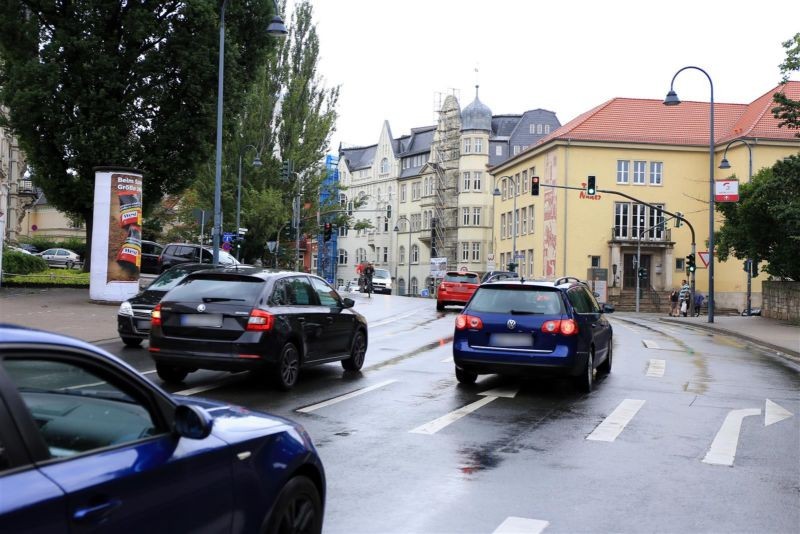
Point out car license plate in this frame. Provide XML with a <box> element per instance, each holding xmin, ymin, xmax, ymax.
<box><xmin>180</xmin><ymin>314</ymin><xmax>223</xmax><ymax>328</ymax></box>
<box><xmin>490</xmin><ymin>333</ymin><xmax>533</xmax><ymax>347</ymax></box>
<box><xmin>455</xmin><ymin>286</ymin><xmax>468</xmax><ymax>292</ymax></box>
<box><xmin>136</xmin><ymin>320</ymin><xmax>151</xmax><ymax>330</ymax></box>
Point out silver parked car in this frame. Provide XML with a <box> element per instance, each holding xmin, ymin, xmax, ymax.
<box><xmin>38</xmin><ymin>248</ymin><xmax>81</xmax><ymax>269</ymax></box>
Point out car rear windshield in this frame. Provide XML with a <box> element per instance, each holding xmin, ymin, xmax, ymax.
<box><xmin>444</xmin><ymin>273</ymin><xmax>479</xmax><ymax>283</ymax></box>
<box><xmin>166</xmin><ymin>275</ymin><xmax>265</xmax><ymax>305</ymax></box>
<box><xmin>467</xmin><ymin>287</ymin><xmax>565</xmax><ymax>315</ymax></box>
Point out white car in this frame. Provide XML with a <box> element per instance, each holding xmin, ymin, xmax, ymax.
<box><xmin>371</xmin><ymin>268</ymin><xmax>392</xmax><ymax>294</ymax></box>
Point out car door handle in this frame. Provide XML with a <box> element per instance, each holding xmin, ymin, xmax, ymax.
<box><xmin>297</xmin><ymin>317</ymin><xmax>306</xmax><ymax>323</ymax></box>
<box><xmin>73</xmin><ymin>498</ymin><xmax>122</xmax><ymax>523</ymax></box>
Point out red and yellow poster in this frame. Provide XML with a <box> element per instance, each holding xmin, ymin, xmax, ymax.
<box><xmin>107</xmin><ymin>173</ymin><xmax>143</xmax><ymax>282</ymax></box>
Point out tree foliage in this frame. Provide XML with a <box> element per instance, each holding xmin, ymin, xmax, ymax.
<box><xmin>0</xmin><ymin>0</ymin><xmax>281</xmax><ymax>268</ymax></box>
<box><xmin>716</xmin><ymin>155</ymin><xmax>800</xmax><ymax>280</ymax></box>
<box><xmin>772</xmin><ymin>32</ymin><xmax>800</xmax><ymax>136</ymax></box>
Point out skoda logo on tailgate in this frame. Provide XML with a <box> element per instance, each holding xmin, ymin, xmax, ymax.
<box><xmin>506</xmin><ymin>319</ymin><xmax>516</xmax><ymax>330</ymax></box>
<box><xmin>197</xmin><ymin>304</ymin><xmax>206</xmax><ymax>313</ymax></box>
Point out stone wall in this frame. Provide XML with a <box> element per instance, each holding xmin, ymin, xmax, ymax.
<box><xmin>763</xmin><ymin>281</ymin><xmax>800</xmax><ymax>322</ymax></box>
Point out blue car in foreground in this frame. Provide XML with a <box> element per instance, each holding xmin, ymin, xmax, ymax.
<box><xmin>0</xmin><ymin>325</ymin><xmax>325</xmax><ymax>533</ymax></box>
<box><xmin>452</xmin><ymin>277</ymin><xmax>614</xmax><ymax>392</ymax></box>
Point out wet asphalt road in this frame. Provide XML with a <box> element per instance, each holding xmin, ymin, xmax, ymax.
<box><xmin>100</xmin><ymin>297</ymin><xmax>800</xmax><ymax>534</ymax></box>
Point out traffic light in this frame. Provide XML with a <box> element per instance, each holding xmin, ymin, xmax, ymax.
<box><xmin>587</xmin><ymin>176</ymin><xmax>596</xmax><ymax>195</ymax></box>
<box><xmin>531</xmin><ymin>176</ymin><xmax>540</xmax><ymax>196</ymax></box>
<box><xmin>675</xmin><ymin>212</ymin><xmax>683</xmax><ymax>228</ymax></box>
<box><xmin>637</xmin><ymin>267</ymin><xmax>648</xmax><ymax>279</ymax></box>
<box><xmin>686</xmin><ymin>253</ymin><xmax>696</xmax><ymax>273</ymax></box>
<box><xmin>507</xmin><ymin>262</ymin><xmax>518</xmax><ymax>272</ymax></box>
<box><xmin>281</xmin><ymin>160</ymin><xmax>293</xmax><ymax>181</ymax></box>
<box><xmin>323</xmin><ymin>223</ymin><xmax>332</xmax><ymax>242</ymax></box>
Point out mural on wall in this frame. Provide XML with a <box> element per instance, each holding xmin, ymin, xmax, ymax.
<box><xmin>106</xmin><ymin>173</ymin><xmax>142</xmax><ymax>282</ymax></box>
<box><xmin>543</xmin><ymin>153</ymin><xmax>558</xmax><ymax>277</ymax></box>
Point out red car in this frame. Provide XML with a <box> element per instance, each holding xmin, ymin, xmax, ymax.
<box><xmin>437</xmin><ymin>271</ymin><xmax>480</xmax><ymax>310</ymax></box>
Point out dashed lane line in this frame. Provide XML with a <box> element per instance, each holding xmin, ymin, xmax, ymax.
<box><xmin>642</xmin><ymin>339</ymin><xmax>660</xmax><ymax>349</ymax></box>
<box><xmin>586</xmin><ymin>399</ymin><xmax>646</xmax><ymax>442</ymax></box>
<box><xmin>410</xmin><ymin>396</ymin><xmax>498</xmax><ymax>435</ymax></box>
<box><xmin>646</xmin><ymin>359</ymin><xmax>666</xmax><ymax>377</ymax></box>
<box><xmin>296</xmin><ymin>380</ymin><xmax>397</xmax><ymax>413</ymax></box>
<box><xmin>492</xmin><ymin>516</ymin><xmax>550</xmax><ymax>534</ymax></box>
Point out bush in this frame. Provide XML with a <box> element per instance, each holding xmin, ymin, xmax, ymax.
<box><xmin>2</xmin><ymin>250</ymin><xmax>49</xmax><ymax>275</ymax></box>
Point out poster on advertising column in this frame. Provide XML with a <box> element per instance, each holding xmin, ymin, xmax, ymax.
<box><xmin>90</xmin><ymin>167</ymin><xmax>143</xmax><ymax>302</ymax></box>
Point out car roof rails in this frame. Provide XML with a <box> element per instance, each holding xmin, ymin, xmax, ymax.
<box><xmin>554</xmin><ymin>276</ymin><xmax>584</xmax><ymax>286</ymax></box>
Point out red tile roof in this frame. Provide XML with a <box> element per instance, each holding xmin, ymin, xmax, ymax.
<box><xmin>538</xmin><ymin>81</ymin><xmax>800</xmax><ymax>148</ymax></box>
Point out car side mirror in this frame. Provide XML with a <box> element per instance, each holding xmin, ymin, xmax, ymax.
<box><xmin>601</xmin><ymin>303</ymin><xmax>615</xmax><ymax>314</ymax></box>
<box><xmin>174</xmin><ymin>404</ymin><xmax>213</xmax><ymax>439</ymax></box>
<box><xmin>342</xmin><ymin>297</ymin><xmax>355</xmax><ymax>309</ymax></box>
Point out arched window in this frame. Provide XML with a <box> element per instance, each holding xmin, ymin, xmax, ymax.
<box><xmin>410</xmin><ymin>277</ymin><xmax>419</xmax><ymax>295</ymax></box>
<box><xmin>380</xmin><ymin>158</ymin><xmax>389</xmax><ymax>174</ymax></box>
<box><xmin>411</xmin><ymin>245</ymin><xmax>419</xmax><ymax>264</ymax></box>
<box><xmin>338</xmin><ymin>249</ymin><xmax>348</xmax><ymax>265</ymax></box>
<box><xmin>398</xmin><ymin>278</ymin><xmax>406</xmax><ymax>296</ymax></box>
<box><xmin>399</xmin><ymin>245</ymin><xmax>406</xmax><ymax>264</ymax></box>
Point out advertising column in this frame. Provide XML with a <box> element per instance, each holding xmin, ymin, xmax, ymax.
<box><xmin>90</xmin><ymin>167</ymin><xmax>143</xmax><ymax>302</ymax></box>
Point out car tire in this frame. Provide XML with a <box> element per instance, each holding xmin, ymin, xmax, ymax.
<box><xmin>574</xmin><ymin>350</ymin><xmax>594</xmax><ymax>393</ymax></box>
<box><xmin>342</xmin><ymin>330</ymin><xmax>367</xmax><ymax>371</ymax></box>
<box><xmin>273</xmin><ymin>342</ymin><xmax>300</xmax><ymax>390</ymax></box>
<box><xmin>156</xmin><ymin>363</ymin><xmax>189</xmax><ymax>383</ymax></box>
<box><xmin>597</xmin><ymin>339</ymin><xmax>612</xmax><ymax>375</ymax></box>
<box><xmin>65</xmin><ymin>260</ymin><xmax>74</xmax><ymax>269</ymax></box>
<box><xmin>436</xmin><ymin>301</ymin><xmax>445</xmax><ymax>311</ymax></box>
<box><xmin>455</xmin><ymin>366</ymin><xmax>477</xmax><ymax>384</ymax></box>
<box><xmin>263</xmin><ymin>475</ymin><xmax>322</xmax><ymax>534</ymax></box>
<box><xmin>121</xmin><ymin>336</ymin><xmax>142</xmax><ymax>348</ymax></box>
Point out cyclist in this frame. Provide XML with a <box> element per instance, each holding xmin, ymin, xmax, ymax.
<box><xmin>363</xmin><ymin>262</ymin><xmax>375</xmax><ymax>298</ymax></box>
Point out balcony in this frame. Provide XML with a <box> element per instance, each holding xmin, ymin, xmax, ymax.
<box><xmin>609</xmin><ymin>227</ymin><xmax>673</xmax><ymax>245</ymax></box>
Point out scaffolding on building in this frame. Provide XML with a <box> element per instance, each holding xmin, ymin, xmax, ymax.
<box><xmin>429</xmin><ymin>95</ymin><xmax>461</xmax><ymax>270</ymax></box>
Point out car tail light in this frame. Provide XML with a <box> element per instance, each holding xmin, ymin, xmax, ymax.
<box><xmin>541</xmin><ymin>319</ymin><xmax>579</xmax><ymax>336</ymax></box>
<box><xmin>151</xmin><ymin>303</ymin><xmax>162</xmax><ymax>327</ymax></box>
<box><xmin>247</xmin><ymin>309</ymin><xmax>274</xmax><ymax>331</ymax></box>
<box><xmin>455</xmin><ymin>314</ymin><xmax>483</xmax><ymax>330</ymax></box>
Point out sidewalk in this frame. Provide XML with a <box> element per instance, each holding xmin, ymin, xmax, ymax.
<box><xmin>659</xmin><ymin>314</ymin><xmax>799</xmax><ymax>363</ymax></box>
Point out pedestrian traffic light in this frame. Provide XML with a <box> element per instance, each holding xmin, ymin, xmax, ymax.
<box><xmin>323</xmin><ymin>223</ymin><xmax>332</xmax><ymax>242</ymax></box>
<box><xmin>637</xmin><ymin>267</ymin><xmax>647</xmax><ymax>279</ymax></box>
<box><xmin>686</xmin><ymin>253</ymin><xmax>696</xmax><ymax>273</ymax></box>
<box><xmin>531</xmin><ymin>176</ymin><xmax>540</xmax><ymax>196</ymax></box>
<box><xmin>587</xmin><ymin>176</ymin><xmax>596</xmax><ymax>195</ymax></box>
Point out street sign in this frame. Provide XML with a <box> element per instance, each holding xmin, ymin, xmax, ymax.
<box><xmin>222</xmin><ymin>232</ymin><xmax>235</xmax><ymax>243</ymax></box>
<box><xmin>266</xmin><ymin>241</ymin><xmax>277</xmax><ymax>253</ymax></box>
<box><xmin>514</xmin><ymin>252</ymin><xmax>525</xmax><ymax>259</ymax></box>
<box><xmin>715</xmin><ymin>180</ymin><xmax>739</xmax><ymax>202</ymax></box>
<box><xmin>222</xmin><ymin>242</ymin><xmax>232</xmax><ymax>252</ymax></box>
<box><xmin>698</xmin><ymin>251</ymin><xmax>710</xmax><ymax>268</ymax></box>
<box><xmin>238</xmin><ymin>227</ymin><xmax>248</xmax><ymax>234</ymax></box>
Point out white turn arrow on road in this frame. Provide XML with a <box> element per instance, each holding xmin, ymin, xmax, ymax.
<box><xmin>765</xmin><ymin>399</ymin><xmax>793</xmax><ymax>426</ymax></box>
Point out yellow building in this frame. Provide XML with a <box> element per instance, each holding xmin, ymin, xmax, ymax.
<box><xmin>490</xmin><ymin>82</ymin><xmax>800</xmax><ymax>312</ymax></box>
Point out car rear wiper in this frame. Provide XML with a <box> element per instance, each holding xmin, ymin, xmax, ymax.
<box><xmin>509</xmin><ymin>309</ymin><xmax>540</xmax><ymax>315</ymax></box>
<box><xmin>201</xmin><ymin>297</ymin><xmax>246</xmax><ymax>302</ymax></box>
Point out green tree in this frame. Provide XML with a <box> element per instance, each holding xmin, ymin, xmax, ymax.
<box><xmin>772</xmin><ymin>32</ymin><xmax>800</xmax><ymax>136</ymax></box>
<box><xmin>0</xmin><ymin>1</ymin><xmax>281</xmax><ymax>269</ymax></box>
<box><xmin>716</xmin><ymin>155</ymin><xmax>800</xmax><ymax>280</ymax></box>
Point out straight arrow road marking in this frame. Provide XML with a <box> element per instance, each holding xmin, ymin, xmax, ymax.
<box><xmin>642</xmin><ymin>339</ymin><xmax>660</xmax><ymax>349</ymax></box>
<box><xmin>492</xmin><ymin>516</ymin><xmax>550</xmax><ymax>534</ymax></box>
<box><xmin>586</xmin><ymin>399</ymin><xmax>646</xmax><ymax>442</ymax></box>
<box><xmin>410</xmin><ymin>396</ymin><xmax>497</xmax><ymax>435</ymax></box>
<box><xmin>703</xmin><ymin>408</ymin><xmax>761</xmax><ymax>466</ymax></box>
<box><xmin>646</xmin><ymin>359</ymin><xmax>666</xmax><ymax>377</ymax></box>
<box><xmin>296</xmin><ymin>380</ymin><xmax>397</xmax><ymax>413</ymax></box>
<box><xmin>765</xmin><ymin>399</ymin><xmax>793</xmax><ymax>426</ymax></box>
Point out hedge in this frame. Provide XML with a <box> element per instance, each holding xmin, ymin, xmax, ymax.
<box><xmin>2</xmin><ymin>250</ymin><xmax>49</xmax><ymax>275</ymax></box>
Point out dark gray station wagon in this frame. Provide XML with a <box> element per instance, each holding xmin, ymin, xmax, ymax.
<box><xmin>149</xmin><ymin>267</ymin><xmax>368</xmax><ymax>390</ymax></box>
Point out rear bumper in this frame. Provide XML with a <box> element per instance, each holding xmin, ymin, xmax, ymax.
<box><xmin>453</xmin><ymin>340</ymin><xmax>587</xmax><ymax>377</ymax></box>
<box><xmin>437</xmin><ymin>290</ymin><xmax>472</xmax><ymax>305</ymax></box>
<box><xmin>151</xmin><ymin>349</ymin><xmax>273</xmax><ymax>371</ymax></box>
<box><xmin>149</xmin><ymin>329</ymin><xmax>281</xmax><ymax>371</ymax></box>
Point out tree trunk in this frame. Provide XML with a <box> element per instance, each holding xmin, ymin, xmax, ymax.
<box><xmin>83</xmin><ymin>209</ymin><xmax>93</xmax><ymax>272</ymax></box>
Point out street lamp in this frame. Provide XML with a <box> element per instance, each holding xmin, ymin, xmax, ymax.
<box><xmin>664</xmin><ymin>66</ymin><xmax>715</xmax><ymax>323</ymax></box>
<box><xmin>213</xmin><ymin>1</ymin><xmax>286</xmax><ymax>266</ymax></box>
<box><xmin>394</xmin><ymin>216</ymin><xmax>412</xmax><ymax>296</ymax></box>
<box><xmin>493</xmin><ymin>176</ymin><xmax>516</xmax><ymax>271</ymax></box>
<box><xmin>719</xmin><ymin>139</ymin><xmax>754</xmax><ymax>314</ymax></box>
<box><xmin>236</xmin><ymin>145</ymin><xmax>262</xmax><ymax>261</ymax></box>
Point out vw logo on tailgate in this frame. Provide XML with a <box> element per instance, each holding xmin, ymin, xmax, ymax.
<box><xmin>506</xmin><ymin>319</ymin><xmax>516</xmax><ymax>330</ymax></box>
<box><xmin>197</xmin><ymin>304</ymin><xmax>206</xmax><ymax>313</ymax></box>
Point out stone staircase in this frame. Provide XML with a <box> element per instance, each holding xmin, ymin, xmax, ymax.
<box><xmin>608</xmin><ymin>288</ymin><xmax>740</xmax><ymax>315</ymax></box>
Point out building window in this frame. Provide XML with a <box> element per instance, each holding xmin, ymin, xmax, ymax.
<box><xmin>412</xmin><ymin>182</ymin><xmax>421</xmax><ymax>200</ymax></box>
<box><xmin>591</xmin><ymin>256</ymin><xmax>601</xmax><ymax>267</ymax></box>
<box><xmin>522</xmin><ymin>170</ymin><xmax>529</xmax><ymax>193</ymax></box>
<box><xmin>462</xmin><ymin>172</ymin><xmax>471</xmax><ymax>192</ymax></box>
<box><xmin>501</xmin><ymin>178</ymin><xmax>508</xmax><ymax>199</ymax></box>
<box><xmin>312</xmin><ymin>254</ymin><xmax>317</xmax><ymax>269</ymax></box>
<box><xmin>513</xmin><ymin>146</ymin><xmax>521</xmax><ymax>155</ymax></box>
<box><xmin>471</xmin><ymin>207</ymin><xmax>480</xmax><ymax>226</ymax></box>
<box><xmin>462</xmin><ymin>207</ymin><xmax>470</xmax><ymax>226</ymax></box>
<box><xmin>515</xmin><ymin>174</ymin><xmax>521</xmax><ymax>196</ymax></box>
<box><xmin>339</xmin><ymin>225</ymin><xmax>348</xmax><ymax>237</ymax></box>
<box><xmin>356</xmin><ymin>247</ymin><xmax>366</xmax><ymax>263</ymax></box>
<box><xmin>632</xmin><ymin>204</ymin><xmax>646</xmax><ymax>238</ymax></box>
<box><xmin>500</xmin><ymin>214</ymin><xmax>506</xmax><ymax>239</ymax></box>
<box><xmin>521</xmin><ymin>207</ymin><xmax>527</xmax><ymax>234</ymax></box>
<box><xmin>380</xmin><ymin>158</ymin><xmax>389</xmax><ymax>174</ymax></box>
<box><xmin>400</xmin><ymin>184</ymin><xmax>407</xmax><ymax>202</ymax></box>
<box><xmin>382</xmin><ymin>247</ymin><xmax>388</xmax><ymax>263</ymax></box>
<box><xmin>614</xmin><ymin>203</ymin><xmax>629</xmax><ymax>238</ymax></box>
<box><xmin>527</xmin><ymin>249</ymin><xmax>534</xmax><ymax>275</ymax></box>
<box><xmin>475</xmin><ymin>138</ymin><xmax>483</xmax><ymax>153</ymax></box>
<box><xmin>471</xmin><ymin>242</ymin><xmax>481</xmax><ymax>262</ymax></box>
<box><xmin>529</xmin><ymin>124</ymin><xmax>535</xmax><ymax>134</ymax></box>
<box><xmin>496</xmin><ymin>145</ymin><xmax>502</xmax><ymax>156</ymax></box>
<box><xmin>410</xmin><ymin>277</ymin><xmax>418</xmax><ymax>295</ymax></box>
<box><xmin>633</xmin><ymin>161</ymin><xmax>646</xmax><ymax>184</ymax></box>
<box><xmin>648</xmin><ymin>204</ymin><xmax>666</xmax><ymax>239</ymax></box>
<box><xmin>544</xmin><ymin>124</ymin><xmax>550</xmax><ymax>134</ymax></box>
<box><xmin>514</xmin><ymin>209</ymin><xmax>520</xmax><ymax>236</ymax></box>
<box><xmin>461</xmin><ymin>242</ymin><xmax>470</xmax><ymax>261</ymax></box>
<box><xmin>650</xmin><ymin>161</ymin><xmax>663</xmax><ymax>185</ymax></box>
<box><xmin>519</xmin><ymin>251</ymin><xmax>527</xmax><ymax>276</ymax></box>
<box><xmin>676</xmin><ymin>258</ymin><xmax>685</xmax><ymax>271</ymax></box>
<box><xmin>463</xmin><ymin>138</ymin><xmax>472</xmax><ymax>153</ymax></box>
<box><xmin>617</xmin><ymin>160</ymin><xmax>629</xmax><ymax>184</ymax></box>
<box><xmin>399</xmin><ymin>245</ymin><xmax>405</xmax><ymax>264</ymax></box>
<box><xmin>537</xmin><ymin>124</ymin><xmax>543</xmax><ymax>134</ymax></box>
<box><xmin>411</xmin><ymin>244</ymin><xmax>419</xmax><ymax>263</ymax></box>
<box><xmin>506</xmin><ymin>211</ymin><xmax>512</xmax><ymax>237</ymax></box>
<box><xmin>338</xmin><ymin>249</ymin><xmax>348</xmax><ymax>265</ymax></box>
<box><xmin>473</xmin><ymin>172</ymin><xmax>482</xmax><ymax>191</ymax></box>
<box><xmin>528</xmin><ymin>205</ymin><xmax>535</xmax><ymax>234</ymax></box>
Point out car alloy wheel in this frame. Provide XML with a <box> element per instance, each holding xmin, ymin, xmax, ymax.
<box><xmin>264</xmin><ymin>475</ymin><xmax>322</xmax><ymax>534</ymax></box>
<box><xmin>342</xmin><ymin>330</ymin><xmax>366</xmax><ymax>371</ymax></box>
<box><xmin>66</xmin><ymin>260</ymin><xmax>74</xmax><ymax>269</ymax></box>
<box><xmin>274</xmin><ymin>343</ymin><xmax>300</xmax><ymax>390</ymax></box>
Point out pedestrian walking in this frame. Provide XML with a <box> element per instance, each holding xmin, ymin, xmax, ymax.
<box><xmin>693</xmin><ymin>292</ymin><xmax>704</xmax><ymax>316</ymax></box>
<box><xmin>678</xmin><ymin>280</ymin><xmax>690</xmax><ymax>317</ymax></box>
<box><xmin>669</xmin><ymin>289</ymin><xmax>679</xmax><ymax>317</ymax></box>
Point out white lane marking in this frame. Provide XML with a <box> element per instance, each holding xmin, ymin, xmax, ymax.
<box><xmin>441</xmin><ymin>356</ymin><xmax>453</xmax><ymax>363</ymax></box>
<box><xmin>142</xmin><ymin>369</ymin><xmax>157</xmax><ymax>375</ymax></box>
<box><xmin>765</xmin><ymin>399</ymin><xmax>793</xmax><ymax>426</ymax></box>
<box><xmin>642</xmin><ymin>339</ymin><xmax>660</xmax><ymax>349</ymax></box>
<box><xmin>371</xmin><ymin>309</ymin><xmax>426</xmax><ymax>328</ymax></box>
<box><xmin>479</xmin><ymin>385</ymin><xmax>520</xmax><ymax>398</ymax></box>
<box><xmin>410</xmin><ymin>396</ymin><xmax>498</xmax><ymax>435</ymax></box>
<box><xmin>703</xmin><ymin>408</ymin><xmax>761</xmax><ymax>466</ymax></box>
<box><xmin>646</xmin><ymin>359</ymin><xmax>666</xmax><ymax>377</ymax></box>
<box><xmin>296</xmin><ymin>380</ymin><xmax>397</xmax><ymax>413</ymax></box>
<box><xmin>174</xmin><ymin>382</ymin><xmax>230</xmax><ymax>396</ymax></box>
<box><xmin>586</xmin><ymin>399</ymin><xmax>646</xmax><ymax>442</ymax></box>
<box><xmin>492</xmin><ymin>516</ymin><xmax>549</xmax><ymax>534</ymax></box>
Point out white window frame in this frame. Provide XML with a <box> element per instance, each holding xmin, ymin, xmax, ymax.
<box><xmin>650</xmin><ymin>161</ymin><xmax>663</xmax><ymax>185</ymax></box>
<box><xmin>473</xmin><ymin>172</ymin><xmax>482</xmax><ymax>191</ymax></box>
<box><xmin>474</xmin><ymin>138</ymin><xmax>483</xmax><ymax>153</ymax></box>
<box><xmin>617</xmin><ymin>160</ymin><xmax>629</xmax><ymax>184</ymax></box>
<box><xmin>462</xmin><ymin>172</ymin><xmax>471</xmax><ymax>192</ymax></box>
<box><xmin>462</xmin><ymin>207</ymin><xmax>470</xmax><ymax>226</ymax></box>
<box><xmin>411</xmin><ymin>244</ymin><xmax>419</xmax><ymax>264</ymax></box>
<box><xmin>471</xmin><ymin>242</ymin><xmax>481</xmax><ymax>262</ymax></box>
<box><xmin>461</xmin><ymin>242</ymin><xmax>469</xmax><ymax>261</ymax></box>
<box><xmin>463</xmin><ymin>138</ymin><xmax>472</xmax><ymax>154</ymax></box>
<box><xmin>472</xmin><ymin>207</ymin><xmax>481</xmax><ymax>226</ymax></box>
<box><xmin>633</xmin><ymin>160</ymin><xmax>646</xmax><ymax>184</ymax></box>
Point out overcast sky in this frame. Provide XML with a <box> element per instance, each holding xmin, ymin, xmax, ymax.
<box><xmin>296</xmin><ymin>0</ymin><xmax>800</xmax><ymax>152</ymax></box>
